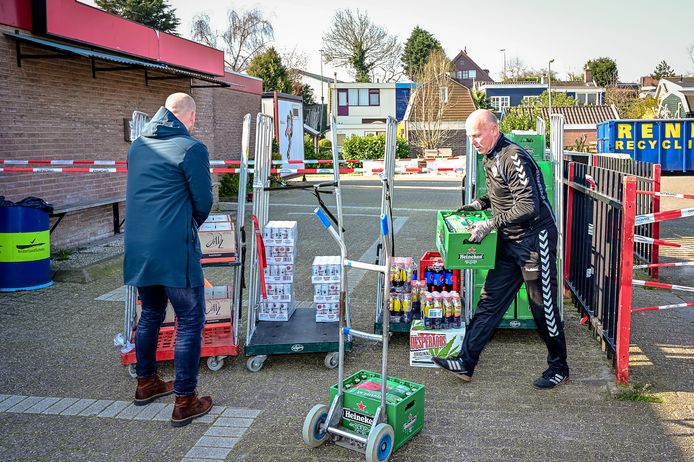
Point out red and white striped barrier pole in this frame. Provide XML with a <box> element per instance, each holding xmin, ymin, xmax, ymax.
<box><xmin>632</xmin><ymin>301</ymin><xmax>694</xmax><ymax>313</ymax></box>
<box><xmin>616</xmin><ymin>176</ymin><xmax>636</xmax><ymax>384</ymax></box>
<box><xmin>633</xmin><ymin>261</ymin><xmax>694</xmax><ymax>270</ymax></box>
<box><xmin>0</xmin><ymin>159</ymin><xmax>127</xmax><ymax>165</ymax></box>
<box><xmin>0</xmin><ymin>167</ymin><xmax>128</xmax><ymax>173</ymax></box>
<box><xmin>636</xmin><ymin>190</ymin><xmax>694</xmax><ymax>200</ymax></box>
<box><xmin>632</xmin><ymin>279</ymin><xmax>694</xmax><ymax>292</ymax></box>
<box><xmin>634</xmin><ymin>235</ymin><xmax>694</xmax><ymax>250</ymax></box>
<box><xmin>635</xmin><ymin>208</ymin><xmax>694</xmax><ymax>225</ymax></box>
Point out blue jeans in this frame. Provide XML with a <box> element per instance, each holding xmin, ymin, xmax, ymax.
<box><xmin>136</xmin><ymin>285</ymin><xmax>206</xmax><ymax>396</ymax></box>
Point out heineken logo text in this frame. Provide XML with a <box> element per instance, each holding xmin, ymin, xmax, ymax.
<box><xmin>343</xmin><ymin>409</ymin><xmax>373</xmax><ymax>426</ymax></box>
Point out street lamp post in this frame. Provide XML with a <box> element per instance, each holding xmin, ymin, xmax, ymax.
<box><xmin>319</xmin><ymin>49</ymin><xmax>325</xmax><ymax>135</ymax></box>
<box><xmin>548</xmin><ymin>58</ymin><xmax>555</xmax><ymax>116</ymax></box>
<box><xmin>500</xmin><ymin>48</ymin><xmax>506</xmax><ymax>79</ymax></box>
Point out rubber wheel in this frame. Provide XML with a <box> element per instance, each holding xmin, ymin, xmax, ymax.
<box><xmin>246</xmin><ymin>356</ymin><xmax>264</xmax><ymax>372</ymax></box>
<box><xmin>365</xmin><ymin>423</ymin><xmax>394</xmax><ymax>462</ymax></box>
<box><xmin>302</xmin><ymin>404</ymin><xmax>329</xmax><ymax>447</ymax></box>
<box><xmin>127</xmin><ymin>364</ymin><xmax>137</xmax><ymax>379</ymax></box>
<box><xmin>324</xmin><ymin>352</ymin><xmax>338</xmax><ymax>369</ymax></box>
<box><xmin>207</xmin><ymin>356</ymin><xmax>225</xmax><ymax>371</ymax></box>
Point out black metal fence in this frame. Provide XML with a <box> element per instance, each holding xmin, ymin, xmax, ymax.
<box><xmin>564</xmin><ymin>162</ymin><xmax>626</xmax><ymax>355</ymax></box>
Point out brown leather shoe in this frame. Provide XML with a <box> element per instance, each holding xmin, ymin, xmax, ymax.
<box><xmin>171</xmin><ymin>391</ymin><xmax>213</xmax><ymax>427</ymax></box>
<box><xmin>134</xmin><ymin>374</ymin><xmax>174</xmax><ymax>406</ymax></box>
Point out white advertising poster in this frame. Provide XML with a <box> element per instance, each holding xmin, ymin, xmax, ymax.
<box><xmin>277</xmin><ymin>99</ymin><xmax>304</xmax><ymax>164</ymax></box>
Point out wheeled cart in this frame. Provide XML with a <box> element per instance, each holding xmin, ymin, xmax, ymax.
<box><xmin>115</xmin><ymin>114</ymin><xmax>252</xmax><ymax>377</ymax></box>
<box><xmin>303</xmin><ymin>207</ymin><xmax>424</xmax><ymax>461</ymax></box>
<box><xmin>244</xmin><ymin>114</ymin><xmax>351</xmax><ymax>372</ymax></box>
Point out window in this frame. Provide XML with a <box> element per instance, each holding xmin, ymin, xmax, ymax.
<box><xmin>458</xmin><ymin>70</ymin><xmax>477</xmax><ymax>80</ymax></box>
<box><xmin>338</xmin><ymin>91</ymin><xmax>348</xmax><ymax>106</ymax></box>
<box><xmin>346</xmin><ymin>88</ymin><xmax>380</xmax><ymax>106</ymax></box>
<box><xmin>573</xmin><ymin>92</ymin><xmax>598</xmax><ymax>105</ymax></box>
<box><xmin>369</xmin><ymin>89</ymin><xmax>380</xmax><ymax>106</ymax></box>
<box><xmin>490</xmin><ymin>96</ymin><xmax>510</xmax><ymax>112</ymax></box>
<box><xmin>439</xmin><ymin>86</ymin><xmax>449</xmax><ymax>103</ymax></box>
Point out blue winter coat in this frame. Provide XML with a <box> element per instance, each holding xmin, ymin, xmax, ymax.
<box><xmin>123</xmin><ymin>107</ymin><xmax>213</xmax><ymax>288</ymax></box>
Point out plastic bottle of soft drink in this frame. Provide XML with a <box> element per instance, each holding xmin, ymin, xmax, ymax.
<box><xmin>452</xmin><ymin>292</ymin><xmax>463</xmax><ymax>328</ymax></box>
<box><xmin>391</xmin><ymin>295</ymin><xmax>402</xmax><ymax>323</ymax></box>
<box><xmin>402</xmin><ymin>294</ymin><xmax>411</xmax><ymax>324</ymax></box>
<box><xmin>432</xmin><ymin>292</ymin><xmax>443</xmax><ymax>329</ymax></box>
<box><xmin>443</xmin><ymin>292</ymin><xmax>453</xmax><ymax>329</ymax></box>
<box><xmin>412</xmin><ymin>280</ymin><xmax>421</xmax><ymax>320</ymax></box>
<box><xmin>423</xmin><ymin>293</ymin><xmax>433</xmax><ymax>329</ymax></box>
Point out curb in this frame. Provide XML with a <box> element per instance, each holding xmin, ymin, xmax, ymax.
<box><xmin>52</xmin><ymin>254</ymin><xmax>123</xmax><ymax>283</ymax></box>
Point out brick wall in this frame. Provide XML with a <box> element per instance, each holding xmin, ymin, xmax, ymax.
<box><xmin>0</xmin><ymin>25</ymin><xmax>260</xmax><ymax>248</ymax></box>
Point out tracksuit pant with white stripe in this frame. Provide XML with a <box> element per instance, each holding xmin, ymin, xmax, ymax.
<box><xmin>460</xmin><ymin>224</ymin><xmax>569</xmax><ymax>376</ymax></box>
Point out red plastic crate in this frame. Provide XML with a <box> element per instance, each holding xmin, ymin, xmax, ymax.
<box><xmin>121</xmin><ymin>322</ymin><xmax>238</xmax><ymax>365</ymax></box>
<box><xmin>419</xmin><ymin>250</ymin><xmax>461</xmax><ymax>292</ymax></box>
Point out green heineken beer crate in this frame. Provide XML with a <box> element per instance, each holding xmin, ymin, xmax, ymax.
<box><xmin>507</xmin><ymin>132</ymin><xmax>546</xmax><ymax>160</ymax></box>
<box><xmin>329</xmin><ymin>370</ymin><xmax>424</xmax><ymax>451</ymax></box>
<box><xmin>436</xmin><ymin>210</ymin><xmax>497</xmax><ymax>269</ymax></box>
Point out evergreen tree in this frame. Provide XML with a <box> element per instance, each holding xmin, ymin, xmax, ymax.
<box><xmin>96</xmin><ymin>0</ymin><xmax>180</xmax><ymax>34</ymax></box>
<box><xmin>585</xmin><ymin>57</ymin><xmax>618</xmax><ymax>87</ymax></box>
<box><xmin>246</xmin><ymin>47</ymin><xmax>292</xmax><ymax>93</ymax></box>
<box><xmin>651</xmin><ymin>60</ymin><xmax>675</xmax><ymax>80</ymax></box>
<box><xmin>401</xmin><ymin>26</ymin><xmax>443</xmax><ymax>81</ymax></box>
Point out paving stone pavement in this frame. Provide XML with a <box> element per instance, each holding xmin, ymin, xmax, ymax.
<box><xmin>0</xmin><ymin>175</ymin><xmax>691</xmax><ymax>461</ymax></box>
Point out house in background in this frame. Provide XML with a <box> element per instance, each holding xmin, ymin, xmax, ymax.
<box><xmin>326</xmin><ymin>81</ymin><xmax>415</xmax><ymax>147</ymax></box>
<box><xmin>402</xmin><ymin>76</ymin><xmax>476</xmax><ymax>156</ymax></box>
<box><xmin>510</xmin><ymin>105</ymin><xmax>620</xmax><ymax>150</ymax></box>
<box><xmin>449</xmin><ymin>48</ymin><xmax>494</xmax><ymax>88</ymax></box>
<box><xmin>654</xmin><ymin>77</ymin><xmax>694</xmax><ymax>118</ymax></box>
<box><xmin>292</xmin><ymin>69</ymin><xmax>344</xmax><ymax>132</ymax></box>
<box><xmin>478</xmin><ymin>67</ymin><xmax>605</xmax><ymax>114</ymax></box>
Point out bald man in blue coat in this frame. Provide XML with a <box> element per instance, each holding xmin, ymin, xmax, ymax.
<box><xmin>124</xmin><ymin>93</ymin><xmax>213</xmax><ymax>427</ymax></box>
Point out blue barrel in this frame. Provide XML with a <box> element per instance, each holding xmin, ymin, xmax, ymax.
<box><xmin>0</xmin><ymin>206</ymin><xmax>53</xmax><ymax>291</ymax></box>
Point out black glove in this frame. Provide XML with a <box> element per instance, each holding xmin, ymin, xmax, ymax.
<box><xmin>458</xmin><ymin>199</ymin><xmax>484</xmax><ymax>212</ymax></box>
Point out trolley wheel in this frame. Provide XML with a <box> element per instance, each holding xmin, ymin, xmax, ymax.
<box><xmin>207</xmin><ymin>356</ymin><xmax>225</xmax><ymax>372</ymax></box>
<box><xmin>365</xmin><ymin>423</ymin><xmax>394</xmax><ymax>462</ymax></box>
<box><xmin>246</xmin><ymin>355</ymin><xmax>266</xmax><ymax>372</ymax></box>
<box><xmin>127</xmin><ymin>364</ymin><xmax>137</xmax><ymax>379</ymax></box>
<box><xmin>324</xmin><ymin>352</ymin><xmax>339</xmax><ymax>369</ymax></box>
<box><xmin>302</xmin><ymin>404</ymin><xmax>329</xmax><ymax>448</ymax></box>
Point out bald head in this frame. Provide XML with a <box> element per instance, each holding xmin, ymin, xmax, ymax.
<box><xmin>165</xmin><ymin>93</ymin><xmax>196</xmax><ymax>132</ymax></box>
<box><xmin>465</xmin><ymin>109</ymin><xmax>500</xmax><ymax>154</ymax></box>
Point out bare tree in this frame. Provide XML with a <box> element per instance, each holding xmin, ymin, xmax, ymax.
<box><xmin>408</xmin><ymin>50</ymin><xmax>455</xmax><ymax>152</ymax></box>
<box><xmin>501</xmin><ymin>56</ymin><xmax>527</xmax><ymax>81</ymax></box>
<box><xmin>190</xmin><ymin>9</ymin><xmax>273</xmax><ymax>72</ymax></box>
<box><xmin>372</xmin><ymin>42</ymin><xmax>404</xmax><ymax>83</ymax></box>
<box><xmin>321</xmin><ymin>9</ymin><xmax>400</xmax><ymax>82</ymax></box>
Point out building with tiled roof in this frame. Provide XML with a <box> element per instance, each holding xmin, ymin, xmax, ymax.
<box><xmin>402</xmin><ymin>76</ymin><xmax>476</xmax><ymax>156</ymax></box>
<box><xmin>507</xmin><ymin>105</ymin><xmax>620</xmax><ymax>150</ymax></box>
<box><xmin>450</xmin><ymin>48</ymin><xmax>494</xmax><ymax>88</ymax></box>
<box><xmin>654</xmin><ymin>77</ymin><xmax>694</xmax><ymax>118</ymax></box>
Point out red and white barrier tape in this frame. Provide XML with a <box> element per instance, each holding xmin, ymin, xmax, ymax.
<box><xmin>1</xmin><ymin>166</ymin><xmax>464</xmax><ymax>175</ymax></box>
<box><xmin>633</xmin><ymin>261</ymin><xmax>694</xmax><ymax>270</ymax></box>
<box><xmin>632</xmin><ymin>279</ymin><xmax>694</xmax><ymax>292</ymax></box>
<box><xmin>635</xmin><ymin>208</ymin><xmax>694</xmax><ymax>226</ymax></box>
<box><xmin>636</xmin><ymin>190</ymin><xmax>694</xmax><ymax>200</ymax></box>
<box><xmin>0</xmin><ymin>167</ymin><xmax>128</xmax><ymax>173</ymax></box>
<box><xmin>632</xmin><ymin>301</ymin><xmax>694</xmax><ymax>313</ymax></box>
<box><xmin>1</xmin><ymin>158</ymin><xmax>360</xmax><ymax>166</ymax></box>
<box><xmin>0</xmin><ymin>159</ymin><xmax>128</xmax><ymax>165</ymax></box>
<box><xmin>634</xmin><ymin>235</ymin><xmax>694</xmax><ymax>250</ymax></box>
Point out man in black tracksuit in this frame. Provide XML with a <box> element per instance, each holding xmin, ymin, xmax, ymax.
<box><xmin>432</xmin><ymin>109</ymin><xmax>570</xmax><ymax>389</ymax></box>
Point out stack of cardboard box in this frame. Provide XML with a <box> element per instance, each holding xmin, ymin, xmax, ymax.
<box><xmin>312</xmin><ymin>256</ymin><xmax>341</xmax><ymax>322</ymax></box>
<box><xmin>259</xmin><ymin>221</ymin><xmax>297</xmax><ymax>321</ymax></box>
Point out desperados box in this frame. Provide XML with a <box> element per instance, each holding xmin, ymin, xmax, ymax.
<box><xmin>329</xmin><ymin>370</ymin><xmax>424</xmax><ymax>451</ymax></box>
<box><xmin>436</xmin><ymin>210</ymin><xmax>497</xmax><ymax>269</ymax></box>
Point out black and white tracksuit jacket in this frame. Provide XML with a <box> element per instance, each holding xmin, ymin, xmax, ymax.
<box><xmin>460</xmin><ymin>134</ymin><xmax>569</xmax><ymax>376</ymax></box>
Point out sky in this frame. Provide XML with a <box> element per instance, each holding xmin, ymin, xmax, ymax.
<box><xmin>84</xmin><ymin>0</ymin><xmax>694</xmax><ymax>83</ymax></box>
